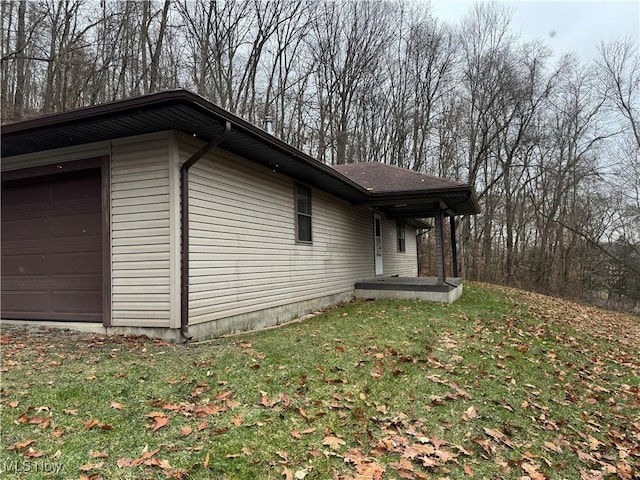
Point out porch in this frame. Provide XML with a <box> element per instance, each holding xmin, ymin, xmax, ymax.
<box><xmin>355</xmin><ymin>277</ymin><xmax>464</xmax><ymax>304</ymax></box>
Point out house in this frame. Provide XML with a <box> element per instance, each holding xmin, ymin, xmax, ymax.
<box><xmin>1</xmin><ymin>90</ymin><xmax>478</xmax><ymax>340</ymax></box>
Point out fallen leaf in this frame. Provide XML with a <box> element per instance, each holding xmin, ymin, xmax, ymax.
<box><xmin>179</xmin><ymin>425</ymin><xmax>193</xmax><ymax>437</ymax></box>
<box><xmin>259</xmin><ymin>391</ymin><xmax>272</xmax><ymax>407</ymax></box>
<box><xmin>79</xmin><ymin>462</ymin><xmax>104</xmax><ymax>472</ymax></box>
<box><xmin>295</xmin><ymin>468</ymin><xmax>310</xmax><ymax>479</ymax></box>
<box><xmin>462</xmin><ymin>406</ymin><xmax>478</xmax><ymax>422</ymax></box>
<box><xmin>147</xmin><ymin>413</ymin><xmax>169</xmax><ymax>432</ymax></box>
<box><xmin>322</xmin><ymin>435</ymin><xmax>346</xmax><ymax>450</ymax></box>
<box><xmin>109</xmin><ymin>400</ymin><xmax>124</xmax><ymax>410</ymax></box>
<box><xmin>231</xmin><ymin>415</ymin><xmax>243</xmax><ymax>426</ymax></box>
<box><xmin>617</xmin><ymin>461</ymin><xmax>633</xmax><ymax>480</ymax></box>
<box><xmin>282</xmin><ymin>467</ymin><xmax>294</xmax><ymax>480</ymax></box>
<box><xmin>25</xmin><ymin>447</ymin><xmax>46</xmax><ymax>458</ymax></box>
<box><xmin>522</xmin><ymin>462</ymin><xmax>546</xmax><ymax>480</ymax></box>
<box><xmin>8</xmin><ymin>439</ymin><xmax>36</xmax><ymax>451</ymax></box>
<box><xmin>84</xmin><ymin>419</ymin><xmax>112</xmax><ymax>431</ymax></box>
<box><xmin>117</xmin><ymin>458</ymin><xmax>135</xmax><ymax>468</ymax></box>
<box><xmin>483</xmin><ymin>427</ymin><xmax>514</xmax><ymax>449</ymax></box>
<box><xmin>215</xmin><ymin>390</ymin><xmax>233</xmax><ymax>401</ymax></box>
<box><xmin>277</xmin><ymin>450</ymin><xmax>289</xmax><ymax>461</ymax></box>
<box><xmin>463</xmin><ymin>464</ymin><xmax>475</xmax><ymax>477</ymax></box>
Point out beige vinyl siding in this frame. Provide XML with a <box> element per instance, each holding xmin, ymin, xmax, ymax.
<box><xmin>110</xmin><ymin>133</ymin><xmax>174</xmax><ymax>327</ymax></box>
<box><xmin>179</xmin><ymin>135</ymin><xmax>375</xmax><ymax>325</ymax></box>
<box><xmin>381</xmin><ymin>219</ymin><xmax>418</xmax><ymax>276</ymax></box>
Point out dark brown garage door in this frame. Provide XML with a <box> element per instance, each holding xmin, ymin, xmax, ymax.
<box><xmin>1</xmin><ymin>169</ymin><xmax>103</xmax><ymax>322</ymax></box>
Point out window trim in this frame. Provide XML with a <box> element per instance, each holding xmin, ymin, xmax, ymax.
<box><xmin>295</xmin><ymin>184</ymin><xmax>312</xmax><ymax>243</ymax></box>
<box><xmin>396</xmin><ymin>222</ymin><xmax>406</xmax><ymax>253</ymax></box>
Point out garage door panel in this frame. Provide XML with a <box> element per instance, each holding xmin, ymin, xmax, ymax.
<box><xmin>1</xmin><ymin>276</ymin><xmax>49</xmax><ymax>289</ymax></box>
<box><xmin>49</xmin><ymin>252</ymin><xmax>102</xmax><ymax>274</ymax></box>
<box><xmin>52</xmin><ymin>215</ymin><xmax>102</xmax><ymax>237</ymax></box>
<box><xmin>52</xmin><ymin>175</ymin><xmax>100</xmax><ymax>200</ymax></box>
<box><xmin>2</xmin><ymin>182</ymin><xmax>49</xmax><ymax>205</ymax></box>
<box><xmin>1</xmin><ymin>169</ymin><xmax>103</xmax><ymax>322</ymax></box>
<box><xmin>52</xmin><ymin>291</ymin><xmax>102</xmax><ymax>312</ymax></box>
<box><xmin>2</xmin><ymin>255</ymin><xmax>49</xmax><ymax>275</ymax></box>
<box><xmin>2</xmin><ymin>218</ymin><xmax>49</xmax><ymax>241</ymax></box>
<box><xmin>1</xmin><ymin>290</ymin><xmax>49</xmax><ymax>312</ymax></box>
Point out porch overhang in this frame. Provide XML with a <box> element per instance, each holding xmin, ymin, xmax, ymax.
<box><xmin>332</xmin><ymin>162</ymin><xmax>479</xmax><ymax>286</ymax></box>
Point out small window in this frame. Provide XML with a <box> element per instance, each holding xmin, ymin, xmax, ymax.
<box><xmin>397</xmin><ymin>223</ymin><xmax>406</xmax><ymax>253</ymax></box>
<box><xmin>295</xmin><ymin>184</ymin><xmax>312</xmax><ymax>242</ymax></box>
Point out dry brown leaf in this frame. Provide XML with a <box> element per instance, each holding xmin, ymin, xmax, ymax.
<box><xmin>483</xmin><ymin>427</ymin><xmax>514</xmax><ymax>449</ymax></box>
<box><xmin>148</xmin><ymin>413</ymin><xmax>169</xmax><ymax>432</ymax></box>
<box><xmin>84</xmin><ymin>419</ymin><xmax>100</xmax><ymax>430</ymax></box>
<box><xmin>7</xmin><ymin>439</ymin><xmax>36</xmax><ymax>451</ymax></box>
<box><xmin>282</xmin><ymin>467</ymin><xmax>294</xmax><ymax>480</ymax></box>
<box><xmin>231</xmin><ymin>415</ymin><xmax>243</xmax><ymax>426</ymax></box>
<box><xmin>322</xmin><ymin>435</ymin><xmax>346</xmax><ymax>450</ymax></box>
<box><xmin>79</xmin><ymin>462</ymin><xmax>104</xmax><ymax>472</ymax></box>
<box><xmin>617</xmin><ymin>461</ymin><xmax>633</xmax><ymax>480</ymax></box>
<box><xmin>462</xmin><ymin>406</ymin><xmax>478</xmax><ymax>422</ymax></box>
<box><xmin>215</xmin><ymin>390</ymin><xmax>233</xmax><ymax>401</ymax></box>
<box><xmin>522</xmin><ymin>462</ymin><xmax>546</xmax><ymax>480</ymax></box>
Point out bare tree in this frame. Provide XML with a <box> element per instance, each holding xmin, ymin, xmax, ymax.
<box><xmin>307</xmin><ymin>0</ymin><xmax>393</xmax><ymax>164</ymax></box>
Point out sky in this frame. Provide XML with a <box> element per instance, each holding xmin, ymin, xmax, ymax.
<box><xmin>430</xmin><ymin>0</ymin><xmax>640</xmax><ymax>62</ymax></box>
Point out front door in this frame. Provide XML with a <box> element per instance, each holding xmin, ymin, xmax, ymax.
<box><xmin>374</xmin><ymin>214</ymin><xmax>383</xmax><ymax>275</ymax></box>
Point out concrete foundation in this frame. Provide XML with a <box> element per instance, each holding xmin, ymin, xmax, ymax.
<box><xmin>3</xmin><ymin>279</ymin><xmax>464</xmax><ymax>341</ymax></box>
<box><xmin>355</xmin><ymin>277</ymin><xmax>463</xmax><ymax>304</ymax></box>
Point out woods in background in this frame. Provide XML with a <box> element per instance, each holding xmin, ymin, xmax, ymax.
<box><xmin>2</xmin><ymin>0</ymin><xmax>638</xmax><ymax>311</ymax></box>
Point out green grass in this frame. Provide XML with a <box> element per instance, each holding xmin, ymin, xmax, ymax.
<box><xmin>1</xmin><ymin>283</ymin><xmax>638</xmax><ymax>479</ymax></box>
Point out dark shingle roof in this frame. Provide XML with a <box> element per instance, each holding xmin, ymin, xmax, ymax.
<box><xmin>332</xmin><ymin>162</ymin><xmax>479</xmax><ymax>216</ymax></box>
<box><xmin>332</xmin><ymin>162</ymin><xmax>468</xmax><ymax>193</ymax></box>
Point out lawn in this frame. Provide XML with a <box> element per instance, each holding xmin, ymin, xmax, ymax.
<box><xmin>1</xmin><ymin>283</ymin><xmax>638</xmax><ymax>479</ymax></box>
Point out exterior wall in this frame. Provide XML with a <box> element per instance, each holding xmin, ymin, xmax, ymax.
<box><xmin>1</xmin><ymin>132</ymin><xmax>177</xmax><ymax>329</ymax></box>
<box><xmin>381</xmin><ymin>219</ymin><xmax>418</xmax><ymax>277</ymax></box>
<box><xmin>110</xmin><ymin>133</ymin><xmax>176</xmax><ymax>327</ymax></box>
<box><xmin>178</xmin><ymin>134</ymin><xmax>384</xmax><ymax>327</ymax></box>
<box><xmin>3</xmin><ymin>131</ymin><xmax>422</xmax><ymax>337</ymax></box>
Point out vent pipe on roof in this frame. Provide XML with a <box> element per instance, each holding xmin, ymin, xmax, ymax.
<box><xmin>180</xmin><ymin>121</ymin><xmax>232</xmax><ymax>340</ymax></box>
<box><xmin>263</xmin><ymin>116</ymin><xmax>274</xmax><ymax>135</ymax></box>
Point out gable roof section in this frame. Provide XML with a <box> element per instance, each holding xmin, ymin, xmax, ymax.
<box><xmin>1</xmin><ymin>89</ymin><xmax>479</xmax><ymax>218</ymax></box>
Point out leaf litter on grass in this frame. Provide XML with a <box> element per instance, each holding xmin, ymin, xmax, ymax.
<box><xmin>1</xmin><ymin>283</ymin><xmax>639</xmax><ymax>479</ymax></box>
